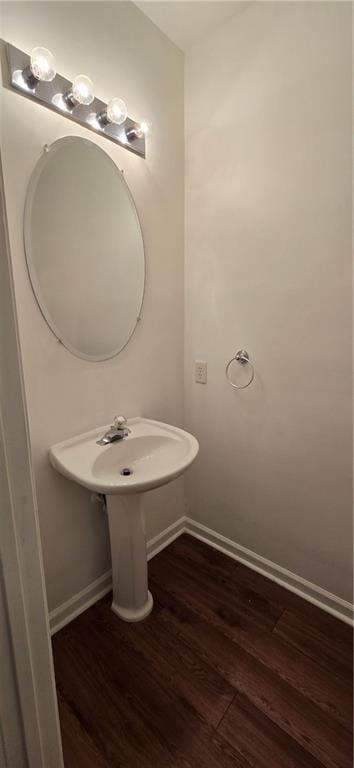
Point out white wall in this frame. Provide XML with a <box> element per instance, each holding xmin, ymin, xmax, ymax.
<box><xmin>2</xmin><ymin>0</ymin><xmax>352</xmax><ymax>616</ymax></box>
<box><xmin>1</xmin><ymin>1</ymin><xmax>185</xmax><ymax>612</ymax></box>
<box><xmin>185</xmin><ymin>1</ymin><xmax>353</xmax><ymax>601</ymax></box>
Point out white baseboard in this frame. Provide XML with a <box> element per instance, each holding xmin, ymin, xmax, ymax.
<box><xmin>49</xmin><ymin>570</ymin><xmax>113</xmax><ymax>635</ymax></box>
<box><xmin>147</xmin><ymin>515</ymin><xmax>186</xmax><ymax>560</ymax></box>
<box><xmin>49</xmin><ymin>516</ymin><xmax>186</xmax><ymax>634</ymax></box>
<box><xmin>185</xmin><ymin>518</ymin><xmax>354</xmax><ymax>626</ymax></box>
<box><xmin>49</xmin><ymin>514</ymin><xmax>353</xmax><ymax>634</ymax></box>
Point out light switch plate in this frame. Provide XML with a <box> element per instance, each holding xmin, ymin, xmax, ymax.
<box><xmin>195</xmin><ymin>360</ymin><xmax>207</xmax><ymax>384</ymax></box>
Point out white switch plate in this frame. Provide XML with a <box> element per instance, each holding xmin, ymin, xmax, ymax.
<box><xmin>195</xmin><ymin>360</ymin><xmax>207</xmax><ymax>384</ymax></box>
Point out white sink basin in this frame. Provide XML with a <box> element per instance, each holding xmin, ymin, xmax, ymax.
<box><xmin>49</xmin><ymin>417</ymin><xmax>199</xmax><ymax>623</ymax></box>
<box><xmin>49</xmin><ymin>417</ymin><xmax>198</xmax><ymax>495</ymax></box>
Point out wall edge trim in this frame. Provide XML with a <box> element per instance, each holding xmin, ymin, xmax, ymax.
<box><xmin>49</xmin><ymin>514</ymin><xmax>353</xmax><ymax>633</ymax></box>
<box><xmin>185</xmin><ymin>518</ymin><xmax>354</xmax><ymax>626</ymax></box>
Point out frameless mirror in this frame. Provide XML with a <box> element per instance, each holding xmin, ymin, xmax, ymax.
<box><xmin>24</xmin><ymin>136</ymin><xmax>145</xmax><ymax>361</ymax></box>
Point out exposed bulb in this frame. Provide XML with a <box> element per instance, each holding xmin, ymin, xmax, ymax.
<box><xmin>23</xmin><ymin>47</ymin><xmax>56</xmax><ymax>88</ymax></box>
<box><xmin>106</xmin><ymin>97</ymin><xmax>127</xmax><ymax>125</ymax></box>
<box><xmin>30</xmin><ymin>47</ymin><xmax>56</xmax><ymax>81</ymax></box>
<box><xmin>71</xmin><ymin>74</ymin><xmax>94</xmax><ymax>105</ymax></box>
<box><xmin>136</xmin><ymin>119</ymin><xmax>152</xmax><ymax>138</ymax></box>
<box><xmin>66</xmin><ymin>74</ymin><xmax>94</xmax><ymax>107</ymax></box>
<box><xmin>126</xmin><ymin>118</ymin><xmax>152</xmax><ymax>142</ymax></box>
<box><xmin>98</xmin><ymin>97</ymin><xmax>127</xmax><ymax>127</ymax></box>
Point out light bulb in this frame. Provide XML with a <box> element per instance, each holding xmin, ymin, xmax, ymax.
<box><xmin>98</xmin><ymin>97</ymin><xmax>127</xmax><ymax>127</ymax></box>
<box><xmin>23</xmin><ymin>47</ymin><xmax>56</xmax><ymax>88</ymax></box>
<box><xmin>30</xmin><ymin>47</ymin><xmax>56</xmax><ymax>81</ymax></box>
<box><xmin>126</xmin><ymin>118</ymin><xmax>152</xmax><ymax>142</ymax></box>
<box><xmin>65</xmin><ymin>75</ymin><xmax>94</xmax><ymax>107</ymax></box>
<box><xmin>106</xmin><ymin>97</ymin><xmax>127</xmax><ymax>125</ymax></box>
<box><xmin>136</xmin><ymin>119</ymin><xmax>152</xmax><ymax>138</ymax></box>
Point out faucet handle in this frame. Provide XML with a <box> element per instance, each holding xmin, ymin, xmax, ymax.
<box><xmin>113</xmin><ymin>415</ymin><xmax>128</xmax><ymax>429</ymax></box>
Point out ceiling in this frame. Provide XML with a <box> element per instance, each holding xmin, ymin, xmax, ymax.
<box><xmin>134</xmin><ymin>1</ymin><xmax>248</xmax><ymax>52</ymax></box>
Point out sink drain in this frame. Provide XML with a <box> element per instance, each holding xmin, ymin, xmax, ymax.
<box><xmin>120</xmin><ymin>467</ymin><xmax>133</xmax><ymax>477</ymax></box>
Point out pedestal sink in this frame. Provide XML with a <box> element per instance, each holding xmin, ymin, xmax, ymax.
<box><xmin>49</xmin><ymin>418</ymin><xmax>199</xmax><ymax>622</ymax></box>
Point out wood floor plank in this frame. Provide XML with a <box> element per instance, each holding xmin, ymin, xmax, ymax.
<box><xmin>54</xmin><ymin>632</ymin><xmax>176</xmax><ymax>768</ymax></box>
<box><xmin>191</xmin><ymin>533</ymin><xmax>352</xmax><ymax>631</ymax></box>
<box><xmin>52</xmin><ymin>536</ymin><xmax>353</xmax><ymax>768</ymax></box>
<box><xmin>54</xmin><ymin>608</ymin><xmax>248</xmax><ymax>768</ymax></box>
<box><xmin>170</xmin><ymin>533</ymin><xmax>287</xmax><ymax>617</ymax></box>
<box><xmin>160</xmin><ymin>538</ymin><xmax>283</xmax><ymax>630</ymax></box>
<box><xmin>149</xmin><ymin>553</ymin><xmax>353</xmax><ymax>730</ymax></box>
<box><xmin>151</xmin><ymin>581</ymin><xmax>353</xmax><ymax>768</ymax></box>
<box><xmin>83</xmin><ymin>596</ymin><xmax>235</xmax><ymax>728</ymax></box>
<box><xmin>57</xmin><ymin>690</ymin><xmax>111</xmax><ymax>768</ymax></box>
<box><xmin>218</xmin><ymin>692</ymin><xmax>326</xmax><ymax>768</ymax></box>
<box><xmin>178</xmin><ymin>535</ymin><xmax>353</xmax><ymax>670</ymax></box>
<box><xmin>273</xmin><ymin>608</ymin><xmax>353</xmax><ymax>679</ymax></box>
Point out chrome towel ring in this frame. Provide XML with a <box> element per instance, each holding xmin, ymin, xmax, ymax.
<box><xmin>226</xmin><ymin>349</ymin><xmax>254</xmax><ymax>389</ymax></box>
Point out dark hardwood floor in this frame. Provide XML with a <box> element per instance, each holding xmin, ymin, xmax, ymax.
<box><xmin>52</xmin><ymin>534</ymin><xmax>353</xmax><ymax>768</ymax></box>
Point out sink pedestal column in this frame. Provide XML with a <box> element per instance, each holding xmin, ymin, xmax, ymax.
<box><xmin>106</xmin><ymin>494</ymin><xmax>153</xmax><ymax>622</ymax></box>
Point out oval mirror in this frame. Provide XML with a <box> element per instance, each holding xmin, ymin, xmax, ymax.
<box><xmin>24</xmin><ymin>136</ymin><xmax>145</xmax><ymax>361</ymax></box>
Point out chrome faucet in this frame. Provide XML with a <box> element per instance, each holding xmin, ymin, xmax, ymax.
<box><xmin>97</xmin><ymin>416</ymin><xmax>131</xmax><ymax>446</ymax></box>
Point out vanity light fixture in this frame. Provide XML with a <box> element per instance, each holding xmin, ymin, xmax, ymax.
<box><xmin>64</xmin><ymin>74</ymin><xmax>94</xmax><ymax>108</ymax></box>
<box><xmin>126</xmin><ymin>119</ymin><xmax>152</xmax><ymax>141</ymax></box>
<box><xmin>22</xmin><ymin>46</ymin><xmax>56</xmax><ymax>89</ymax></box>
<box><xmin>98</xmin><ymin>97</ymin><xmax>127</xmax><ymax>127</ymax></box>
<box><xmin>5</xmin><ymin>41</ymin><xmax>147</xmax><ymax>158</ymax></box>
